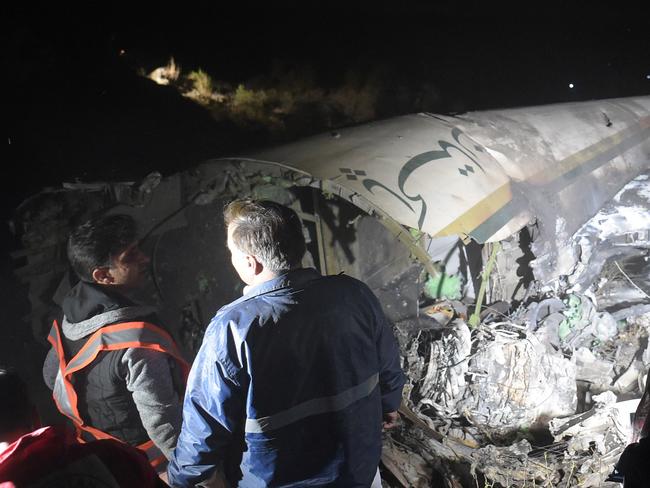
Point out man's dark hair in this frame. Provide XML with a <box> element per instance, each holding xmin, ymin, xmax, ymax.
<box><xmin>67</xmin><ymin>214</ymin><xmax>137</xmax><ymax>282</ymax></box>
<box><xmin>0</xmin><ymin>368</ymin><xmax>33</xmax><ymax>438</ymax></box>
<box><xmin>224</xmin><ymin>199</ymin><xmax>306</xmax><ymax>273</ymax></box>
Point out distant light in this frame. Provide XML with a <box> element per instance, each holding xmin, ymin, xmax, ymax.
<box><xmin>119</xmin><ymin>49</ymin><xmax>126</xmax><ymax>56</ymax></box>
<box><xmin>646</xmin><ymin>74</ymin><xmax>650</xmax><ymax>80</ymax></box>
<box><xmin>568</xmin><ymin>83</ymin><xmax>575</xmax><ymax>89</ymax></box>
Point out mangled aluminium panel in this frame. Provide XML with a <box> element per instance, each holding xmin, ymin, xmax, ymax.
<box><xmin>453</xmin><ymin>97</ymin><xmax>650</xmax><ymax>280</ymax></box>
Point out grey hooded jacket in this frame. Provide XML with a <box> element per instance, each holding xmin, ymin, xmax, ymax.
<box><xmin>43</xmin><ymin>281</ymin><xmax>183</xmax><ymax>459</ymax></box>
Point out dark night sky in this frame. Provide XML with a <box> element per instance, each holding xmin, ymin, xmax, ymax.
<box><xmin>5</xmin><ymin>3</ymin><xmax>650</xmax><ymax>220</ymax></box>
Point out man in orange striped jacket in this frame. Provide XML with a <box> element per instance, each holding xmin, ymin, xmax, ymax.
<box><xmin>42</xmin><ymin>214</ymin><xmax>189</xmax><ymax>474</ymax></box>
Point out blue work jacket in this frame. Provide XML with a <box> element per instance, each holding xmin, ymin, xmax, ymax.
<box><xmin>168</xmin><ymin>268</ymin><xmax>405</xmax><ymax>487</ymax></box>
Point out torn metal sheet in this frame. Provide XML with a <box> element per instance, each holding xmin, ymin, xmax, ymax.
<box><xmin>395</xmin><ymin>309</ymin><xmax>650</xmax><ymax>487</ymax></box>
<box><xmin>456</xmin><ymin>330</ymin><xmax>577</xmax><ymax>434</ymax></box>
<box><xmin>403</xmin><ymin>314</ymin><xmax>579</xmax><ymax>436</ymax></box>
<box><xmin>566</xmin><ymin>171</ymin><xmax>650</xmax><ymax>326</ymax></box>
<box><xmin>574</xmin><ymin>347</ymin><xmax>615</xmax><ymax>392</ymax></box>
<box><xmin>548</xmin><ymin>392</ymin><xmax>635</xmax><ymax>486</ymax></box>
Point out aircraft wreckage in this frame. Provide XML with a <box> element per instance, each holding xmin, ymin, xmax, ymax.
<box><xmin>11</xmin><ymin>95</ymin><xmax>650</xmax><ymax>486</ymax></box>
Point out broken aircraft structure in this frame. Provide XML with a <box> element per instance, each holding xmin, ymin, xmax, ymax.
<box><xmin>11</xmin><ymin>95</ymin><xmax>650</xmax><ymax>486</ymax></box>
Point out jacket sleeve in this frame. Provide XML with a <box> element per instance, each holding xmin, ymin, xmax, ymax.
<box><xmin>361</xmin><ymin>284</ymin><xmax>406</xmax><ymax>413</ymax></box>
<box><xmin>42</xmin><ymin>347</ymin><xmax>58</xmax><ymax>391</ymax></box>
<box><xmin>122</xmin><ymin>348</ymin><xmax>183</xmax><ymax>460</ymax></box>
<box><xmin>167</xmin><ymin>323</ymin><xmax>246</xmax><ymax>488</ymax></box>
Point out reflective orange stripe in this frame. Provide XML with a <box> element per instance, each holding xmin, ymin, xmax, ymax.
<box><xmin>150</xmin><ymin>455</ymin><xmax>165</xmax><ymax>466</ymax></box>
<box><xmin>138</xmin><ymin>439</ymin><xmax>167</xmax><ymax>473</ymax></box>
<box><xmin>70</xmin><ymin>322</ymin><xmax>177</xmax><ymax>368</ymax></box>
<box><xmin>48</xmin><ymin>321</ymin><xmax>84</xmax><ymax>425</ymax></box>
<box><xmin>48</xmin><ymin>319</ymin><xmax>189</xmax><ymax>469</ymax></box>
<box><xmin>65</xmin><ymin>322</ymin><xmax>189</xmax><ymax>380</ymax></box>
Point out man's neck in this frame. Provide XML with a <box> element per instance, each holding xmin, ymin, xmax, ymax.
<box><xmin>250</xmin><ymin>269</ymin><xmax>279</xmax><ymax>287</ymax></box>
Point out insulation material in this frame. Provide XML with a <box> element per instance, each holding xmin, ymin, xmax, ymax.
<box><xmin>455</xmin><ymin>330</ymin><xmax>577</xmax><ymax>434</ymax></box>
<box><xmin>416</xmin><ymin>319</ymin><xmax>471</xmax><ymax>417</ymax></box>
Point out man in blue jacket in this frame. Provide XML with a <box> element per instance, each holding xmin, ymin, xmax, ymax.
<box><xmin>168</xmin><ymin>199</ymin><xmax>405</xmax><ymax>487</ymax></box>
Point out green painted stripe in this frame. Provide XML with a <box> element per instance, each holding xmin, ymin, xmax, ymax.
<box><xmin>467</xmin><ymin>198</ymin><xmax>519</xmax><ymax>243</ymax></box>
<box><xmin>545</xmin><ymin>125</ymin><xmax>650</xmax><ymax>194</ymax></box>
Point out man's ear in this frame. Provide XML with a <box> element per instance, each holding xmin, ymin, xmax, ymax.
<box><xmin>91</xmin><ymin>267</ymin><xmax>114</xmax><ymax>285</ymax></box>
<box><xmin>247</xmin><ymin>255</ymin><xmax>264</xmax><ymax>276</ymax></box>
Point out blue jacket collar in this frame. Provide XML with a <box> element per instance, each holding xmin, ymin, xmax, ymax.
<box><xmin>244</xmin><ymin>267</ymin><xmax>322</xmax><ymax>298</ymax></box>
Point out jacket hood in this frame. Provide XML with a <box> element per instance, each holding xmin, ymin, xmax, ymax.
<box><xmin>61</xmin><ymin>281</ymin><xmax>156</xmax><ymax>340</ymax></box>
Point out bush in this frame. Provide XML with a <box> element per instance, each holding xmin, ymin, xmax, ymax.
<box><xmin>187</xmin><ymin>69</ymin><xmax>215</xmax><ymax>101</ymax></box>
